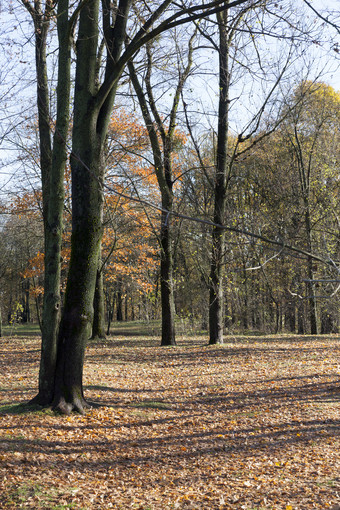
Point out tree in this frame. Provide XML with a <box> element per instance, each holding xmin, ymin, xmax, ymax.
<box><xmin>4</xmin><ymin>0</ymin><xmax>335</xmax><ymax>414</ymax></box>
<box><xmin>280</xmin><ymin>81</ymin><xmax>340</xmax><ymax>333</ymax></box>
<box><xmin>187</xmin><ymin>1</ymin><xmax>297</xmax><ymax>343</ymax></box>
<box><xmin>128</xmin><ymin>28</ymin><xmax>194</xmax><ymax>345</ymax></box>
<box><xmin>21</xmin><ymin>0</ymin><xmax>73</xmax><ymax>404</ymax></box>
<box><xmin>45</xmin><ymin>0</ymin><xmax>255</xmax><ymax>413</ymax></box>
<box><xmin>208</xmin><ymin>5</ymin><xmax>231</xmax><ymax>344</ymax></box>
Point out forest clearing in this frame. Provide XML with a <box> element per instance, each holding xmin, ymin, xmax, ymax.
<box><xmin>1</xmin><ymin>4</ymin><xmax>339</xmax><ymax>508</ymax></box>
<box><xmin>0</xmin><ymin>333</ymin><xmax>339</xmax><ymax>510</ymax></box>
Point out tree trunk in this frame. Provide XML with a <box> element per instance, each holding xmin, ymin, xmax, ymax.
<box><xmin>159</xmin><ymin>136</ymin><xmax>176</xmax><ymax>346</ymax></box>
<box><xmin>22</xmin><ymin>280</ymin><xmax>30</xmax><ymax>323</ymax></box>
<box><xmin>116</xmin><ymin>280</ymin><xmax>123</xmax><ymax>322</ymax></box>
<box><xmin>28</xmin><ymin>0</ymin><xmax>71</xmax><ymax>406</ymax></box>
<box><xmin>124</xmin><ymin>291</ymin><xmax>128</xmax><ymax>321</ymax></box>
<box><xmin>209</xmin><ymin>239</ymin><xmax>225</xmax><ymax>343</ymax></box>
<box><xmin>50</xmin><ymin>0</ymin><xmax>132</xmax><ymax>409</ymax></box>
<box><xmin>52</xmin><ymin>145</ymin><xmax>104</xmax><ymax>413</ymax></box>
<box><xmin>160</xmin><ymin>202</ymin><xmax>176</xmax><ymax>345</ymax></box>
<box><xmin>209</xmin><ymin>7</ymin><xmax>230</xmax><ymax>345</ymax></box>
<box><xmin>51</xmin><ymin>0</ymin><xmax>104</xmax><ymax>413</ymax></box>
<box><xmin>305</xmin><ymin>207</ymin><xmax>317</xmax><ymax>334</ymax></box>
<box><xmin>91</xmin><ymin>262</ymin><xmax>107</xmax><ymax>341</ymax></box>
<box><xmin>241</xmin><ymin>267</ymin><xmax>248</xmax><ymax>331</ymax></box>
<box><xmin>29</xmin><ymin>1</ymin><xmax>53</xmax><ymax>401</ymax></box>
<box><xmin>106</xmin><ymin>291</ymin><xmax>115</xmax><ymax>336</ymax></box>
<box><xmin>128</xmin><ymin>58</ymin><xmax>178</xmax><ymax>346</ymax></box>
<box><xmin>131</xmin><ymin>294</ymin><xmax>135</xmax><ymax>321</ymax></box>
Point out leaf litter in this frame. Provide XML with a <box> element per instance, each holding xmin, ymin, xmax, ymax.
<box><xmin>0</xmin><ymin>334</ymin><xmax>339</xmax><ymax>509</ymax></box>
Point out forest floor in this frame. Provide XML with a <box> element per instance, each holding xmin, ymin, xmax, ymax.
<box><xmin>0</xmin><ymin>333</ymin><xmax>339</xmax><ymax>510</ymax></box>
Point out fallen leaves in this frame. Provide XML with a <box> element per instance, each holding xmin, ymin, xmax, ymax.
<box><xmin>0</xmin><ymin>334</ymin><xmax>339</xmax><ymax>509</ymax></box>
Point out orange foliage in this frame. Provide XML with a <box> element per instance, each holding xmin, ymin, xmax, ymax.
<box><xmin>21</xmin><ymin>251</ymin><xmax>45</xmax><ymax>280</ymax></box>
<box><xmin>17</xmin><ymin>107</ymin><xmax>187</xmax><ymax>298</ymax></box>
<box><xmin>8</xmin><ymin>191</ymin><xmax>43</xmax><ymax>219</ymax></box>
<box><xmin>103</xmin><ymin>195</ymin><xmax>158</xmax><ymax>295</ymax></box>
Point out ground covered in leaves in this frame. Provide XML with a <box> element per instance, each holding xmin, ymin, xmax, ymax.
<box><xmin>0</xmin><ymin>333</ymin><xmax>339</xmax><ymax>509</ymax></box>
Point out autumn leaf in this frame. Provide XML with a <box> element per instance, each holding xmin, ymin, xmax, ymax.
<box><xmin>0</xmin><ymin>334</ymin><xmax>339</xmax><ymax>509</ymax></box>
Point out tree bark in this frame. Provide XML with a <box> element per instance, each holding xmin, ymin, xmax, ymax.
<box><xmin>52</xmin><ymin>145</ymin><xmax>105</xmax><ymax>413</ymax></box>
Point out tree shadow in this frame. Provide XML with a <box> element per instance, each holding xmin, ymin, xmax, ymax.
<box><xmin>0</xmin><ymin>402</ymin><xmax>45</xmax><ymax>415</ymax></box>
<box><xmin>85</xmin><ymin>338</ymin><xmax>339</xmax><ymax>367</ymax></box>
<box><xmin>0</xmin><ymin>413</ymin><xmax>339</xmax><ymax>474</ymax></box>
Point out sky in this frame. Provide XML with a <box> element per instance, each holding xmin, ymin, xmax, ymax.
<box><xmin>0</xmin><ymin>0</ymin><xmax>339</xmax><ymax>196</ymax></box>
<box><xmin>188</xmin><ymin>0</ymin><xmax>340</xmax><ymax>135</ymax></box>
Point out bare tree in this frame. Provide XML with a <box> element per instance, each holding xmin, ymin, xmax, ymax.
<box><xmin>128</xmin><ymin>26</ymin><xmax>196</xmax><ymax>346</ymax></box>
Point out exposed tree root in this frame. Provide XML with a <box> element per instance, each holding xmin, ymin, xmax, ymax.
<box><xmin>52</xmin><ymin>395</ymin><xmax>91</xmax><ymax>415</ymax></box>
<box><xmin>28</xmin><ymin>393</ymin><xmax>52</xmax><ymax>407</ymax></box>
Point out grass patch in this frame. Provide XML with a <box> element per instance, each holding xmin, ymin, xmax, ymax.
<box><xmin>0</xmin><ymin>403</ymin><xmax>52</xmax><ymax>416</ymax></box>
<box><xmin>4</xmin><ymin>482</ymin><xmax>84</xmax><ymax>509</ymax></box>
<box><xmin>1</xmin><ymin>323</ymin><xmax>42</xmax><ymax>337</ymax></box>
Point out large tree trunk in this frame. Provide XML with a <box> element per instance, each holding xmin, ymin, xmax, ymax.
<box><xmin>50</xmin><ymin>0</ymin><xmax>132</xmax><ymax>411</ymax></box>
<box><xmin>52</xmin><ymin>145</ymin><xmax>104</xmax><ymax>413</ymax></box>
<box><xmin>51</xmin><ymin>0</ymin><xmax>104</xmax><ymax>413</ymax></box>
<box><xmin>209</xmin><ymin>8</ymin><xmax>230</xmax><ymax>345</ymax></box>
<box><xmin>28</xmin><ymin>0</ymin><xmax>71</xmax><ymax>405</ymax></box>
